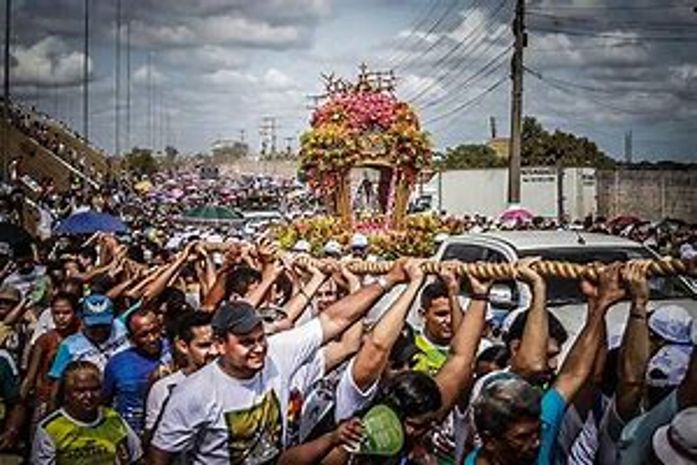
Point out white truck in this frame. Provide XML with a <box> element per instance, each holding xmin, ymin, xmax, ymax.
<box><xmin>433</xmin><ymin>230</ymin><xmax>697</xmax><ymax>349</ymax></box>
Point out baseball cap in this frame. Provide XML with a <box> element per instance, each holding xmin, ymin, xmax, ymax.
<box><xmin>350</xmin><ymin>233</ymin><xmax>368</xmax><ymax>249</ymax></box>
<box><xmin>649</xmin><ymin>304</ymin><xmax>694</xmax><ymax>345</ymax></box>
<box><xmin>81</xmin><ymin>294</ymin><xmax>115</xmax><ymax>327</ymax></box>
<box><xmin>212</xmin><ymin>301</ymin><xmax>262</xmax><ymax>335</ymax></box>
<box><xmin>292</xmin><ymin>239</ymin><xmax>311</xmax><ymax>253</ymax></box>
<box><xmin>652</xmin><ymin>407</ymin><xmax>697</xmax><ymax>465</ymax></box>
<box><xmin>0</xmin><ymin>285</ymin><xmax>20</xmax><ymax>303</ymax></box>
<box><xmin>646</xmin><ymin>344</ymin><xmax>692</xmax><ymax>388</ymax></box>
<box><xmin>323</xmin><ymin>240</ymin><xmax>342</xmax><ymax>257</ymax></box>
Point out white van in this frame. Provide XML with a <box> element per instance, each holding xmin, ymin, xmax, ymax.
<box><xmin>433</xmin><ymin>230</ymin><xmax>697</xmax><ymax>347</ymax></box>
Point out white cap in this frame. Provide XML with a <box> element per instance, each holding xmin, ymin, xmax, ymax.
<box><xmin>323</xmin><ymin>240</ymin><xmax>342</xmax><ymax>256</ymax></box>
<box><xmin>680</xmin><ymin>243</ymin><xmax>697</xmax><ymax>260</ymax></box>
<box><xmin>652</xmin><ymin>407</ymin><xmax>697</xmax><ymax>465</ymax></box>
<box><xmin>649</xmin><ymin>304</ymin><xmax>694</xmax><ymax>345</ymax></box>
<box><xmin>350</xmin><ymin>233</ymin><xmax>368</xmax><ymax>248</ymax></box>
<box><xmin>434</xmin><ymin>232</ymin><xmax>449</xmax><ymax>244</ymax></box>
<box><xmin>646</xmin><ymin>344</ymin><xmax>692</xmax><ymax>388</ymax></box>
<box><xmin>292</xmin><ymin>239</ymin><xmax>311</xmax><ymax>253</ymax></box>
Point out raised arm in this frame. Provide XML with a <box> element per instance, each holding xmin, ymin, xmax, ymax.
<box><xmin>435</xmin><ymin>274</ymin><xmax>490</xmax><ymax>417</ymax></box>
<box><xmin>615</xmin><ymin>261</ymin><xmax>651</xmax><ymax>421</ymax></box>
<box><xmin>245</xmin><ymin>260</ymin><xmax>284</xmax><ymax>308</ymax></box>
<box><xmin>20</xmin><ymin>336</ymin><xmax>45</xmax><ymax>400</ymax></box>
<box><xmin>3</xmin><ymin>298</ymin><xmax>32</xmax><ymax>326</ymax></box>
<box><xmin>510</xmin><ymin>258</ymin><xmax>549</xmax><ymax>379</ymax></box>
<box><xmin>439</xmin><ymin>261</ymin><xmax>463</xmax><ymax>334</ymax></box>
<box><xmin>278</xmin><ymin>419</ymin><xmax>361</xmax><ymax>465</ymax></box>
<box><xmin>141</xmin><ymin>243</ymin><xmax>195</xmax><ymax>304</ymax></box>
<box><xmin>323</xmin><ymin>320</ymin><xmax>363</xmax><ymax>372</ymax></box>
<box><xmin>282</xmin><ymin>261</ymin><xmax>327</xmax><ymax>325</ymax></box>
<box><xmin>196</xmin><ymin>244</ymin><xmax>217</xmax><ymax>297</ymax></box>
<box><xmin>350</xmin><ymin>260</ymin><xmax>424</xmax><ymax>391</ymax></box>
<box><xmin>318</xmin><ymin>259</ymin><xmax>407</xmax><ymax>346</ymax></box>
<box><xmin>200</xmin><ymin>247</ymin><xmax>238</xmax><ymax>312</ymax></box>
<box><xmin>554</xmin><ymin>264</ymin><xmax>625</xmax><ymax>402</ymax></box>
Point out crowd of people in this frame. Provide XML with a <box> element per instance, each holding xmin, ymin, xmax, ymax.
<box><xmin>4</xmin><ymin>99</ymin><xmax>105</xmax><ymax>184</ymax></box>
<box><xmin>0</xmin><ymin>165</ymin><xmax>693</xmax><ymax>465</ymax></box>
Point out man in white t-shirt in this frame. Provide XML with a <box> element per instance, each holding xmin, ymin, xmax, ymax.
<box><xmin>144</xmin><ymin>311</ymin><xmax>219</xmax><ymax>438</ymax></box>
<box><xmin>149</xmin><ymin>262</ymin><xmax>406</xmax><ymax>465</ymax></box>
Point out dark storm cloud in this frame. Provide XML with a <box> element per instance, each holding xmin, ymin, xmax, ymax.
<box><xmin>5</xmin><ymin>0</ymin><xmax>697</xmax><ymax>159</ymax></box>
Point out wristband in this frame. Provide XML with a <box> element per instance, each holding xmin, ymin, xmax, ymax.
<box><xmin>469</xmin><ymin>293</ymin><xmax>489</xmax><ymax>301</ymax></box>
<box><xmin>629</xmin><ymin>312</ymin><xmax>647</xmax><ymax>320</ymax></box>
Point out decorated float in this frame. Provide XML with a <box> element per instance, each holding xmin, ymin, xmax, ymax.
<box><xmin>275</xmin><ymin>66</ymin><xmax>464</xmax><ymax>257</ymax></box>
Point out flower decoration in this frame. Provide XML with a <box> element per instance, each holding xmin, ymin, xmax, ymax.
<box><xmin>299</xmin><ymin>89</ymin><xmax>432</xmax><ymax>195</ymax></box>
<box><xmin>273</xmin><ymin>213</ymin><xmax>465</xmax><ymax>258</ymax></box>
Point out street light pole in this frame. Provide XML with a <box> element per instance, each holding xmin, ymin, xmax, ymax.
<box><xmin>2</xmin><ymin>0</ymin><xmax>11</xmax><ymax>182</ymax></box>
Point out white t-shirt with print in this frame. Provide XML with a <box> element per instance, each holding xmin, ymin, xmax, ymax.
<box><xmin>151</xmin><ymin>318</ymin><xmax>323</xmax><ymax>465</ymax></box>
<box><xmin>145</xmin><ymin>370</ymin><xmax>186</xmax><ymax>432</ymax></box>
<box><xmin>334</xmin><ymin>357</ymin><xmax>379</xmax><ymax>422</ymax></box>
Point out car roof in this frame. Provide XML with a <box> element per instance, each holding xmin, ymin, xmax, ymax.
<box><xmin>445</xmin><ymin>230</ymin><xmax>642</xmax><ymax>252</ymax></box>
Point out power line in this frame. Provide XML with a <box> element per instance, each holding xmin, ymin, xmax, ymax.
<box><xmin>524</xmin><ymin>66</ymin><xmax>669</xmax><ymax>117</ymax></box>
<box><xmin>527</xmin><ymin>12</ymin><xmax>697</xmax><ymax>32</ymax></box>
<box><xmin>385</xmin><ymin>0</ymin><xmax>445</xmax><ymax>66</ymax></box>
<box><xmin>394</xmin><ymin>0</ymin><xmax>472</xmax><ymax>71</ymax></box>
<box><xmin>424</xmin><ymin>75</ymin><xmax>507</xmax><ymax>125</ymax></box>
<box><xmin>527</xmin><ymin>2</ymin><xmax>694</xmax><ymax>11</ymax></box>
<box><xmin>405</xmin><ymin>0</ymin><xmax>512</xmax><ymax>103</ymax></box>
<box><xmin>420</xmin><ymin>44</ymin><xmax>511</xmax><ymax>110</ymax></box>
<box><xmin>528</xmin><ymin>26</ymin><xmax>697</xmax><ymax>42</ymax></box>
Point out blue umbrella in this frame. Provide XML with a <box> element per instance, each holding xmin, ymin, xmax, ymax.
<box><xmin>54</xmin><ymin>211</ymin><xmax>128</xmax><ymax>235</ymax></box>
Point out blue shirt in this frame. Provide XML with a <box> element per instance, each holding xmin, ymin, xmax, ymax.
<box><xmin>48</xmin><ymin>320</ymin><xmax>129</xmax><ymax>379</ymax></box>
<box><xmin>103</xmin><ymin>343</ymin><xmax>171</xmax><ymax>435</ymax></box>
<box><xmin>465</xmin><ymin>388</ymin><xmax>567</xmax><ymax>465</ymax></box>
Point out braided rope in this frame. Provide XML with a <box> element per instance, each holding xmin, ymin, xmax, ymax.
<box><xmin>294</xmin><ymin>256</ymin><xmax>694</xmax><ymax>281</ymax></box>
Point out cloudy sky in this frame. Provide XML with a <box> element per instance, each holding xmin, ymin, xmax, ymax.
<box><xmin>3</xmin><ymin>0</ymin><xmax>697</xmax><ymax>161</ymax></box>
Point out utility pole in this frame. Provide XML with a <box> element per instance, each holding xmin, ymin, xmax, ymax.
<box><xmin>556</xmin><ymin>155</ymin><xmax>564</xmax><ymax>223</ymax></box>
<box><xmin>238</xmin><ymin>129</ymin><xmax>245</xmax><ymax>144</ymax></box>
<box><xmin>83</xmin><ymin>0</ymin><xmax>89</xmax><ymax>142</ymax></box>
<box><xmin>147</xmin><ymin>52</ymin><xmax>153</xmax><ymax>149</ymax></box>
<box><xmin>126</xmin><ymin>19</ymin><xmax>131</xmax><ymax>154</ymax></box>
<box><xmin>284</xmin><ymin>136</ymin><xmax>293</xmax><ymax>158</ymax></box>
<box><xmin>624</xmin><ymin>130</ymin><xmax>633</xmax><ymax>164</ymax></box>
<box><xmin>2</xmin><ymin>0</ymin><xmax>11</xmax><ymax>181</ymax></box>
<box><xmin>260</xmin><ymin>116</ymin><xmax>278</xmax><ymax>158</ymax></box>
<box><xmin>114</xmin><ymin>0</ymin><xmax>121</xmax><ymax>157</ymax></box>
<box><xmin>507</xmin><ymin>0</ymin><xmax>526</xmax><ymax>205</ymax></box>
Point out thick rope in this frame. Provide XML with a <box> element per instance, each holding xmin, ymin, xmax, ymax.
<box><xmin>294</xmin><ymin>256</ymin><xmax>694</xmax><ymax>281</ymax></box>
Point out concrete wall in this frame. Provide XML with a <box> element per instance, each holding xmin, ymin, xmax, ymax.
<box><xmin>424</xmin><ymin>167</ymin><xmax>598</xmax><ymax>220</ymax></box>
<box><xmin>597</xmin><ymin>169</ymin><xmax>697</xmax><ymax>223</ymax></box>
<box><xmin>221</xmin><ymin>160</ymin><xmax>298</xmax><ymax>178</ymax></box>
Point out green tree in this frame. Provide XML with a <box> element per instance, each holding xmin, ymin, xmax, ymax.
<box><xmin>124</xmin><ymin>147</ymin><xmax>158</xmax><ymax>175</ymax></box>
<box><xmin>521</xmin><ymin>116</ymin><xmax>616</xmax><ymax>168</ymax></box>
<box><xmin>211</xmin><ymin>142</ymin><xmax>249</xmax><ymax>164</ymax></box>
<box><xmin>437</xmin><ymin>144</ymin><xmax>507</xmax><ymax>170</ymax></box>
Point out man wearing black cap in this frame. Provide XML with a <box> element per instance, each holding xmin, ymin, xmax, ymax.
<box><xmin>149</xmin><ymin>260</ymin><xmax>409</xmax><ymax>465</ymax></box>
